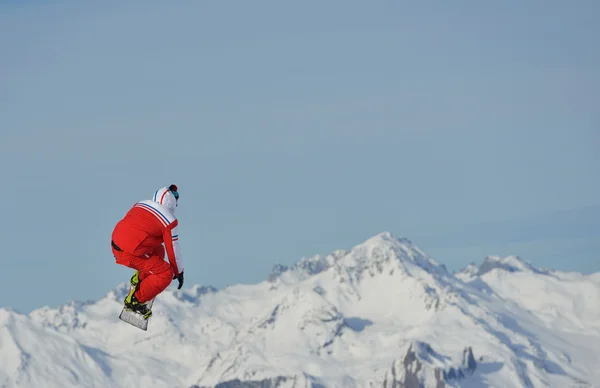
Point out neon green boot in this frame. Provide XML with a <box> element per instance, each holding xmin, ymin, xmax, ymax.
<box><xmin>130</xmin><ymin>270</ymin><xmax>140</xmax><ymax>287</ymax></box>
<box><xmin>124</xmin><ymin>289</ymin><xmax>152</xmax><ymax>319</ymax></box>
<box><xmin>124</xmin><ymin>274</ymin><xmax>152</xmax><ymax>319</ymax></box>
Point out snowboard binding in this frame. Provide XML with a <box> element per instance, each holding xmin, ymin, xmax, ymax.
<box><xmin>119</xmin><ymin>270</ymin><xmax>155</xmax><ymax>330</ymax></box>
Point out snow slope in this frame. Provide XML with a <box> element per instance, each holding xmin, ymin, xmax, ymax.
<box><xmin>1</xmin><ymin>232</ymin><xmax>599</xmax><ymax>387</ymax></box>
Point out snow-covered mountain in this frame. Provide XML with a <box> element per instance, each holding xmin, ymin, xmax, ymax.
<box><xmin>1</xmin><ymin>232</ymin><xmax>599</xmax><ymax>387</ymax></box>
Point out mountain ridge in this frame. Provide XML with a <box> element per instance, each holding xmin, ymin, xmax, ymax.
<box><xmin>0</xmin><ymin>232</ymin><xmax>599</xmax><ymax>387</ymax></box>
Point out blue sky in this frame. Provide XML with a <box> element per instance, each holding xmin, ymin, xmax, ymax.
<box><xmin>1</xmin><ymin>1</ymin><xmax>598</xmax><ymax>313</ymax></box>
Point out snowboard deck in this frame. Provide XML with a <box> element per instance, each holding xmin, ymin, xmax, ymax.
<box><xmin>119</xmin><ymin>297</ymin><xmax>154</xmax><ymax>331</ymax></box>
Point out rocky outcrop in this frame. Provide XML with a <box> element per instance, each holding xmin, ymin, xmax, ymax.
<box><xmin>383</xmin><ymin>342</ymin><xmax>477</xmax><ymax>388</ymax></box>
<box><xmin>192</xmin><ymin>373</ymin><xmax>319</xmax><ymax>388</ymax></box>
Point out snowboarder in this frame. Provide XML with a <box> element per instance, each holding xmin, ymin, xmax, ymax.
<box><xmin>111</xmin><ymin>184</ymin><xmax>184</xmax><ymax>318</ymax></box>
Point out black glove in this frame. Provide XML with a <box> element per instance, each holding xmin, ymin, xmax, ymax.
<box><xmin>173</xmin><ymin>271</ymin><xmax>184</xmax><ymax>289</ymax></box>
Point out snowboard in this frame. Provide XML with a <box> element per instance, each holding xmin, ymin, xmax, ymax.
<box><xmin>119</xmin><ymin>298</ymin><xmax>154</xmax><ymax>330</ymax></box>
<box><xmin>119</xmin><ymin>280</ymin><xmax>155</xmax><ymax>331</ymax></box>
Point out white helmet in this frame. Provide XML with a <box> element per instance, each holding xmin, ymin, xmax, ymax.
<box><xmin>152</xmin><ymin>184</ymin><xmax>179</xmax><ymax>213</ymax></box>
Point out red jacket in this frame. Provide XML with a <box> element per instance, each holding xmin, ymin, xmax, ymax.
<box><xmin>112</xmin><ymin>189</ymin><xmax>183</xmax><ymax>276</ymax></box>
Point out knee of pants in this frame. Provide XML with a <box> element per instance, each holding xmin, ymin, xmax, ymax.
<box><xmin>136</xmin><ymin>269</ymin><xmax>173</xmax><ymax>302</ymax></box>
<box><xmin>148</xmin><ymin>270</ymin><xmax>172</xmax><ymax>293</ymax></box>
<box><xmin>156</xmin><ymin>269</ymin><xmax>173</xmax><ymax>289</ymax></box>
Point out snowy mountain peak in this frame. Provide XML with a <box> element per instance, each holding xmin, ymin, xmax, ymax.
<box><xmin>350</xmin><ymin>231</ymin><xmax>446</xmax><ymax>273</ymax></box>
<box><xmin>363</xmin><ymin>231</ymin><xmax>412</xmax><ymax>245</ymax></box>
<box><xmin>269</xmin><ymin>232</ymin><xmax>447</xmax><ymax>284</ymax></box>
<box><xmin>455</xmin><ymin>262</ymin><xmax>479</xmax><ymax>280</ymax></box>
<box><xmin>0</xmin><ymin>308</ymin><xmax>15</xmax><ymax>326</ymax></box>
<box><xmin>478</xmin><ymin>255</ymin><xmax>540</xmax><ymax>276</ymax></box>
<box><xmin>457</xmin><ymin>255</ymin><xmax>544</xmax><ymax>282</ymax></box>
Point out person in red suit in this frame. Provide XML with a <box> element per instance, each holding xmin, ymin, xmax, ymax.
<box><xmin>111</xmin><ymin>184</ymin><xmax>184</xmax><ymax>318</ymax></box>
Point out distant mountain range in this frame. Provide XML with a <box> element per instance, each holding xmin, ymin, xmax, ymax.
<box><xmin>1</xmin><ymin>232</ymin><xmax>599</xmax><ymax>387</ymax></box>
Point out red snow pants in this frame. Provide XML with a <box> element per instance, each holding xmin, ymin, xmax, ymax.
<box><xmin>112</xmin><ymin>244</ymin><xmax>173</xmax><ymax>303</ymax></box>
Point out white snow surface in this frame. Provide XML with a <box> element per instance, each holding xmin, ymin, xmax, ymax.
<box><xmin>1</xmin><ymin>232</ymin><xmax>599</xmax><ymax>387</ymax></box>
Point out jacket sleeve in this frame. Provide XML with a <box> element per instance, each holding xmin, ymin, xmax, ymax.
<box><xmin>163</xmin><ymin>220</ymin><xmax>183</xmax><ymax>276</ymax></box>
